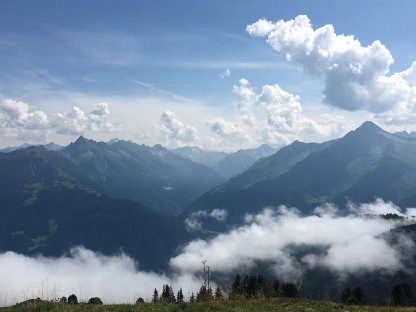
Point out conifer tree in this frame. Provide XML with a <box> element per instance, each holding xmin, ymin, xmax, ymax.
<box><xmin>273</xmin><ymin>279</ymin><xmax>281</xmax><ymax>297</ymax></box>
<box><xmin>230</xmin><ymin>274</ymin><xmax>243</xmax><ymax>299</ymax></box>
<box><xmin>161</xmin><ymin>284</ymin><xmax>175</xmax><ymax>303</ymax></box>
<box><xmin>190</xmin><ymin>292</ymin><xmax>196</xmax><ymax>304</ymax></box>
<box><xmin>176</xmin><ymin>288</ymin><xmax>184</xmax><ymax>303</ymax></box>
<box><xmin>152</xmin><ymin>289</ymin><xmax>159</xmax><ymax>303</ymax></box>
<box><xmin>215</xmin><ymin>286</ymin><xmax>224</xmax><ymax>300</ymax></box>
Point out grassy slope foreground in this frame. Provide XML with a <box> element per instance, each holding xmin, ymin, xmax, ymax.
<box><xmin>2</xmin><ymin>299</ymin><xmax>416</xmax><ymax>312</ymax></box>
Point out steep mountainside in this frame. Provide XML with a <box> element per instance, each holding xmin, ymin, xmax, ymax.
<box><xmin>0</xmin><ymin>147</ymin><xmax>191</xmax><ymax>270</ymax></box>
<box><xmin>61</xmin><ymin>137</ymin><xmax>225</xmax><ymax>214</ymax></box>
<box><xmin>185</xmin><ymin>122</ymin><xmax>416</xmax><ymax>226</ymax></box>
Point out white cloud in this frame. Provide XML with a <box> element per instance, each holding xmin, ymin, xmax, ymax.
<box><xmin>0</xmin><ymin>200</ymin><xmax>415</xmax><ymax>305</ymax></box>
<box><xmin>0</xmin><ymin>246</ymin><xmax>202</xmax><ymax>306</ymax></box>
<box><xmin>185</xmin><ymin>209</ymin><xmax>228</xmax><ymax>231</ymax></box>
<box><xmin>54</xmin><ymin>103</ymin><xmax>119</xmax><ymax>135</ymax></box>
<box><xmin>219</xmin><ymin>68</ymin><xmax>231</xmax><ymax>79</ymax></box>
<box><xmin>207</xmin><ymin>79</ymin><xmax>349</xmax><ymax>148</ymax></box>
<box><xmin>0</xmin><ymin>99</ymin><xmax>49</xmax><ymax>130</ymax></box>
<box><xmin>247</xmin><ymin>15</ymin><xmax>416</xmax><ymax>124</ymax></box>
<box><xmin>159</xmin><ymin>110</ymin><xmax>198</xmax><ymax>145</ymax></box>
<box><xmin>172</xmin><ymin>200</ymin><xmax>415</xmax><ymax>281</ymax></box>
<box><xmin>0</xmin><ymin>99</ymin><xmax>119</xmax><ymax>141</ymax></box>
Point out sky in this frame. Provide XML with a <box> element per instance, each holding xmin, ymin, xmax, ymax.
<box><xmin>1</xmin><ymin>0</ymin><xmax>416</xmax><ymax>151</ymax></box>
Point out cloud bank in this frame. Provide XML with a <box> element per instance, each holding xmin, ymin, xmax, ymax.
<box><xmin>0</xmin><ymin>200</ymin><xmax>414</xmax><ymax>306</ymax></box>
<box><xmin>0</xmin><ymin>247</ymin><xmax>201</xmax><ymax>306</ymax></box>
<box><xmin>172</xmin><ymin>200</ymin><xmax>416</xmax><ymax>281</ymax></box>
<box><xmin>247</xmin><ymin>15</ymin><xmax>416</xmax><ymax>124</ymax></box>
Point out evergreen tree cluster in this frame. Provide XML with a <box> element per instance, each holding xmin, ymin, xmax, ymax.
<box><xmin>54</xmin><ymin>277</ymin><xmax>416</xmax><ymax>307</ymax></box>
<box><xmin>229</xmin><ymin>274</ymin><xmax>299</xmax><ymax>299</ymax></box>
<box><xmin>152</xmin><ymin>286</ymin><xmax>187</xmax><ymax>304</ymax></box>
<box><xmin>390</xmin><ymin>283</ymin><xmax>415</xmax><ymax>306</ymax></box>
<box><xmin>340</xmin><ymin>283</ymin><xmax>416</xmax><ymax>306</ymax></box>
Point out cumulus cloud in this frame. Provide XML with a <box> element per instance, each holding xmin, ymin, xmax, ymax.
<box><xmin>0</xmin><ymin>246</ymin><xmax>202</xmax><ymax>306</ymax></box>
<box><xmin>207</xmin><ymin>79</ymin><xmax>349</xmax><ymax>148</ymax></box>
<box><xmin>0</xmin><ymin>98</ymin><xmax>119</xmax><ymax>141</ymax></box>
<box><xmin>171</xmin><ymin>200</ymin><xmax>415</xmax><ymax>281</ymax></box>
<box><xmin>158</xmin><ymin>110</ymin><xmax>198</xmax><ymax>145</ymax></box>
<box><xmin>219</xmin><ymin>68</ymin><xmax>231</xmax><ymax>79</ymax></box>
<box><xmin>247</xmin><ymin>15</ymin><xmax>416</xmax><ymax>124</ymax></box>
<box><xmin>54</xmin><ymin>103</ymin><xmax>118</xmax><ymax>135</ymax></box>
<box><xmin>185</xmin><ymin>209</ymin><xmax>227</xmax><ymax>231</ymax></box>
<box><xmin>0</xmin><ymin>99</ymin><xmax>49</xmax><ymax>130</ymax></box>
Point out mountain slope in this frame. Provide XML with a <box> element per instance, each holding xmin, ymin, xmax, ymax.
<box><xmin>185</xmin><ymin>122</ymin><xmax>416</xmax><ymax>226</ymax></box>
<box><xmin>61</xmin><ymin>137</ymin><xmax>225</xmax><ymax>214</ymax></box>
<box><xmin>0</xmin><ymin>147</ymin><xmax>191</xmax><ymax>270</ymax></box>
<box><xmin>213</xmin><ymin>144</ymin><xmax>277</xmax><ymax>179</ymax></box>
<box><xmin>171</xmin><ymin>146</ymin><xmax>227</xmax><ymax>168</ymax></box>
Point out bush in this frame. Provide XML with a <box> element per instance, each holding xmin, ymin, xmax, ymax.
<box><xmin>59</xmin><ymin>297</ymin><xmax>67</xmax><ymax>304</ymax></box>
<box><xmin>67</xmin><ymin>294</ymin><xmax>78</xmax><ymax>304</ymax></box>
<box><xmin>87</xmin><ymin>297</ymin><xmax>103</xmax><ymax>305</ymax></box>
<box><xmin>136</xmin><ymin>297</ymin><xmax>145</xmax><ymax>304</ymax></box>
<box><xmin>282</xmin><ymin>283</ymin><xmax>299</xmax><ymax>298</ymax></box>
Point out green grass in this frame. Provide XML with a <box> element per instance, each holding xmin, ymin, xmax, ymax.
<box><xmin>2</xmin><ymin>298</ymin><xmax>415</xmax><ymax>312</ymax></box>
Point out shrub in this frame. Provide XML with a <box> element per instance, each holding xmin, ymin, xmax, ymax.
<box><xmin>68</xmin><ymin>294</ymin><xmax>78</xmax><ymax>304</ymax></box>
<box><xmin>136</xmin><ymin>297</ymin><xmax>145</xmax><ymax>304</ymax></box>
<box><xmin>282</xmin><ymin>283</ymin><xmax>299</xmax><ymax>298</ymax></box>
<box><xmin>87</xmin><ymin>297</ymin><xmax>103</xmax><ymax>305</ymax></box>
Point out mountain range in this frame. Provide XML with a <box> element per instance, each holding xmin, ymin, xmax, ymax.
<box><xmin>184</xmin><ymin>121</ymin><xmax>416</xmax><ymax>227</ymax></box>
<box><xmin>0</xmin><ymin>142</ymin><xmax>63</xmax><ymax>153</ymax></box>
<box><xmin>171</xmin><ymin>144</ymin><xmax>277</xmax><ymax>179</ymax></box>
<box><xmin>3</xmin><ymin>121</ymin><xmax>416</xmax><ymax>270</ymax></box>
<box><xmin>61</xmin><ymin>137</ymin><xmax>224</xmax><ymax>214</ymax></box>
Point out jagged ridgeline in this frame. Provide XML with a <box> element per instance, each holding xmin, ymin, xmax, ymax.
<box><xmin>184</xmin><ymin>122</ymin><xmax>416</xmax><ymax>227</ymax></box>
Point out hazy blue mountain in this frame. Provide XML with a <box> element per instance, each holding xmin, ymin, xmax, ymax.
<box><xmin>213</xmin><ymin>144</ymin><xmax>277</xmax><ymax>179</ymax></box>
<box><xmin>185</xmin><ymin>122</ymin><xmax>416</xmax><ymax>227</ymax></box>
<box><xmin>61</xmin><ymin>137</ymin><xmax>225</xmax><ymax>214</ymax></box>
<box><xmin>0</xmin><ymin>146</ymin><xmax>191</xmax><ymax>270</ymax></box>
<box><xmin>394</xmin><ymin>130</ymin><xmax>416</xmax><ymax>139</ymax></box>
<box><xmin>0</xmin><ymin>142</ymin><xmax>63</xmax><ymax>153</ymax></box>
<box><xmin>171</xmin><ymin>146</ymin><xmax>228</xmax><ymax>168</ymax></box>
<box><xmin>0</xmin><ymin>143</ymin><xmax>34</xmax><ymax>153</ymax></box>
<box><xmin>43</xmin><ymin>142</ymin><xmax>64</xmax><ymax>151</ymax></box>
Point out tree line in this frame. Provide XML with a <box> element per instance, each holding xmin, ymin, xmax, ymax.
<box><xmin>50</xmin><ymin>275</ymin><xmax>416</xmax><ymax>306</ymax></box>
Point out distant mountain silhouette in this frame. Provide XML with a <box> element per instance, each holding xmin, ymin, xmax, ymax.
<box><xmin>171</xmin><ymin>146</ymin><xmax>227</xmax><ymax>168</ymax></box>
<box><xmin>212</xmin><ymin>144</ymin><xmax>277</xmax><ymax>179</ymax></box>
<box><xmin>0</xmin><ymin>142</ymin><xmax>63</xmax><ymax>153</ymax></box>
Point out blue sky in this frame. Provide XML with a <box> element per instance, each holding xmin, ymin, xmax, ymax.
<box><xmin>1</xmin><ymin>0</ymin><xmax>416</xmax><ymax>150</ymax></box>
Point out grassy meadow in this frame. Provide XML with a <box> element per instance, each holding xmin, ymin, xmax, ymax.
<box><xmin>2</xmin><ymin>298</ymin><xmax>416</xmax><ymax>312</ymax></box>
